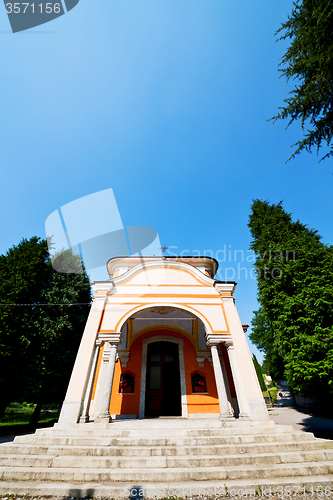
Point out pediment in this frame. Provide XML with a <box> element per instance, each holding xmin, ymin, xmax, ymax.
<box><xmin>114</xmin><ymin>261</ymin><xmax>213</xmax><ymax>287</ymax></box>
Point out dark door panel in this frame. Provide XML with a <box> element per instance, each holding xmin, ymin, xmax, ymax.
<box><xmin>145</xmin><ymin>341</ymin><xmax>181</xmax><ymax>417</ymax></box>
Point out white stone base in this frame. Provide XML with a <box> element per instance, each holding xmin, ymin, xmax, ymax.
<box><xmin>248</xmin><ymin>398</ymin><xmax>269</xmax><ymax>421</ymax></box>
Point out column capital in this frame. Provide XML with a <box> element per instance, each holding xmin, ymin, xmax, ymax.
<box><xmin>96</xmin><ymin>332</ymin><xmax>121</xmax><ymax>347</ymax></box>
<box><xmin>206</xmin><ymin>334</ymin><xmax>232</xmax><ymax>347</ymax></box>
<box><xmin>117</xmin><ymin>351</ymin><xmax>130</xmax><ymax>367</ymax></box>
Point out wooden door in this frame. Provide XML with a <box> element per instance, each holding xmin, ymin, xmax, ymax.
<box><xmin>145</xmin><ymin>341</ymin><xmax>181</xmax><ymax>417</ymax></box>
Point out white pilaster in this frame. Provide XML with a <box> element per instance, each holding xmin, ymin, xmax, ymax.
<box><xmin>79</xmin><ymin>340</ymin><xmax>101</xmax><ymax>423</ymax></box>
<box><xmin>208</xmin><ymin>341</ymin><xmax>234</xmax><ymax>420</ymax></box>
<box><xmin>226</xmin><ymin>343</ymin><xmax>251</xmax><ymax>419</ymax></box>
<box><xmin>58</xmin><ymin>288</ymin><xmax>111</xmax><ymax>426</ymax></box>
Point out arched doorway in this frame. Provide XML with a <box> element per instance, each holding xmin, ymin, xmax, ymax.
<box><xmin>139</xmin><ymin>334</ymin><xmax>188</xmax><ymax>418</ymax></box>
<box><xmin>145</xmin><ymin>341</ymin><xmax>181</xmax><ymax>417</ymax></box>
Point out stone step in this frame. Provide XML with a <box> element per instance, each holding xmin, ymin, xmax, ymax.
<box><xmin>1</xmin><ymin>461</ymin><xmax>333</xmax><ymax>482</ymax></box>
<box><xmin>1</xmin><ymin>420</ymin><xmax>333</xmax><ymax>497</ymax></box>
<box><xmin>1</xmin><ymin>476</ymin><xmax>333</xmax><ymax>499</ymax></box>
<box><xmin>1</xmin><ymin>449</ymin><xmax>333</xmax><ymax>469</ymax></box>
<box><xmin>34</xmin><ymin>422</ymin><xmax>285</xmax><ymax>438</ymax></box>
<box><xmin>1</xmin><ymin>438</ymin><xmax>331</xmax><ymax>457</ymax></box>
<box><xmin>12</xmin><ymin>430</ymin><xmax>314</xmax><ymax>447</ymax></box>
<box><xmin>50</xmin><ymin>418</ymin><xmax>275</xmax><ymax>430</ymax></box>
<box><xmin>186</xmin><ymin>425</ymin><xmax>292</xmax><ymax>436</ymax></box>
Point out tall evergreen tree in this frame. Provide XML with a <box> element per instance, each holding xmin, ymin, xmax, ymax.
<box><xmin>0</xmin><ymin>237</ymin><xmax>91</xmax><ymax>420</ymax></box>
<box><xmin>248</xmin><ymin>200</ymin><xmax>333</xmax><ymax>412</ymax></box>
<box><xmin>252</xmin><ymin>354</ymin><xmax>266</xmax><ymax>392</ymax></box>
<box><xmin>250</xmin><ymin>308</ymin><xmax>285</xmax><ymax>380</ymax></box>
<box><xmin>273</xmin><ymin>0</ymin><xmax>333</xmax><ymax>161</ymax></box>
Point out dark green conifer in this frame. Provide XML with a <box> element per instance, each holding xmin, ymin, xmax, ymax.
<box><xmin>248</xmin><ymin>200</ymin><xmax>333</xmax><ymax>412</ymax></box>
<box><xmin>0</xmin><ymin>237</ymin><xmax>91</xmax><ymax>422</ymax></box>
<box><xmin>252</xmin><ymin>354</ymin><xmax>266</xmax><ymax>392</ymax></box>
<box><xmin>273</xmin><ymin>0</ymin><xmax>333</xmax><ymax>161</ymax></box>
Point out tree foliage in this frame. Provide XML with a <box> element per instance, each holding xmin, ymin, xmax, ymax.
<box><xmin>252</xmin><ymin>354</ymin><xmax>266</xmax><ymax>392</ymax></box>
<box><xmin>250</xmin><ymin>308</ymin><xmax>285</xmax><ymax>380</ymax></box>
<box><xmin>0</xmin><ymin>237</ymin><xmax>91</xmax><ymax>420</ymax></box>
<box><xmin>273</xmin><ymin>0</ymin><xmax>333</xmax><ymax>161</ymax></box>
<box><xmin>248</xmin><ymin>200</ymin><xmax>333</xmax><ymax>412</ymax></box>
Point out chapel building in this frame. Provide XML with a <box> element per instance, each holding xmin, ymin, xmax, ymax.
<box><xmin>58</xmin><ymin>255</ymin><xmax>268</xmax><ymax>425</ymax></box>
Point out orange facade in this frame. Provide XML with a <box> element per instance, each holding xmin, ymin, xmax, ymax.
<box><xmin>90</xmin><ymin>328</ymin><xmax>225</xmax><ymax>416</ymax></box>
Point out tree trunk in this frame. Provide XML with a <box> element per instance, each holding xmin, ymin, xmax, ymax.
<box><xmin>0</xmin><ymin>400</ymin><xmax>9</xmax><ymax>421</ymax></box>
<box><xmin>29</xmin><ymin>401</ymin><xmax>43</xmax><ymax>430</ymax></box>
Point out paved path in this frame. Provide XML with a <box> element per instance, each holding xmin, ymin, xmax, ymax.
<box><xmin>0</xmin><ymin>431</ymin><xmax>33</xmax><ymax>444</ymax></box>
<box><xmin>268</xmin><ymin>406</ymin><xmax>333</xmax><ymax>440</ymax></box>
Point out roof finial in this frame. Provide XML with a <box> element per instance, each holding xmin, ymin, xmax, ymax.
<box><xmin>159</xmin><ymin>243</ymin><xmax>169</xmax><ymax>256</ymax></box>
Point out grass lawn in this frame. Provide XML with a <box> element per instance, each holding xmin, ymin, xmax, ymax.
<box><xmin>262</xmin><ymin>386</ymin><xmax>278</xmax><ymax>403</ymax></box>
<box><xmin>0</xmin><ymin>405</ymin><xmax>59</xmax><ymax>433</ymax></box>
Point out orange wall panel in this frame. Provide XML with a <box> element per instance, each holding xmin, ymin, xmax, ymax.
<box><xmin>108</xmin><ymin>328</ymin><xmax>220</xmax><ymax>416</ymax></box>
<box><xmin>109</xmin><ymin>337</ymin><xmax>143</xmax><ymax>415</ymax></box>
<box><xmin>183</xmin><ymin>338</ymin><xmax>220</xmax><ymax>414</ymax></box>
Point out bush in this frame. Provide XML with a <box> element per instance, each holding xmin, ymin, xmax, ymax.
<box><xmin>8</xmin><ymin>402</ymin><xmax>22</xmax><ymax>409</ymax></box>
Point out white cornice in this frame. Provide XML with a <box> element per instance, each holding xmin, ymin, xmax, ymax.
<box><xmin>92</xmin><ymin>281</ymin><xmax>114</xmax><ymax>295</ymax></box>
<box><xmin>107</xmin><ymin>259</ymin><xmax>216</xmax><ymax>287</ymax></box>
<box><xmin>215</xmin><ymin>282</ymin><xmax>236</xmax><ymax>295</ymax></box>
<box><xmin>107</xmin><ymin>256</ymin><xmax>218</xmax><ymax>277</ymax></box>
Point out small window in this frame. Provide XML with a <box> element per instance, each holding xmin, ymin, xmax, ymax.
<box><xmin>119</xmin><ymin>372</ymin><xmax>135</xmax><ymax>394</ymax></box>
<box><xmin>191</xmin><ymin>372</ymin><xmax>207</xmax><ymax>393</ymax></box>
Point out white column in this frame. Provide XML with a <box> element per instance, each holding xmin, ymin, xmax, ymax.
<box><xmin>226</xmin><ymin>343</ymin><xmax>251</xmax><ymax>419</ymax></box>
<box><xmin>94</xmin><ymin>334</ymin><xmax>121</xmax><ymax>423</ymax></box>
<box><xmin>79</xmin><ymin>340</ymin><xmax>101</xmax><ymax>423</ymax></box>
<box><xmin>58</xmin><ymin>293</ymin><xmax>109</xmax><ymax>426</ymax></box>
<box><xmin>209</xmin><ymin>343</ymin><xmax>234</xmax><ymax>420</ymax></box>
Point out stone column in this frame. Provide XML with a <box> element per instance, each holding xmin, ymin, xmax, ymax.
<box><xmin>94</xmin><ymin>334</ymin><xmax>121</xmax><ymax>423</ymax></box>
<box><xmin>209</xmin><ymin>342</ymin><xmax>234</xmax><ymax>420</ymax></box>
<box><xmin>226</xmin><ymin>343</ymin><xmax>251</xmax><ymax>419</ymax></box>
<box><xmin>79</xmin><ymin>340</ymin><xmax>101</xmax><ymax>423</ymax></box>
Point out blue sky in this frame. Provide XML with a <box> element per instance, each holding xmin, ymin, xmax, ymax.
<box><xmin>1</xmin><ymin>0</ymin><xmax>332</xmax><ymax>363</ymax></box>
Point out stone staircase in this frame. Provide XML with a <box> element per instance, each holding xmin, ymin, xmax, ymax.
<box><xmin>0</xmin><ymin>418</ymin><xmax>333</xmax><ymax>498</ymax></box>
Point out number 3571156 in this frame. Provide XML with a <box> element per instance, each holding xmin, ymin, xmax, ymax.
<box><xmin>5</xmin><ymin>3</ymin><xmax>61</xmax><ymax>14</ymax></box>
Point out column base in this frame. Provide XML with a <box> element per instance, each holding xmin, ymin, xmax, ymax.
<box><xmin>219</xmin><ymin>412</ymin><xmax>234</xmax><ymax>421</ymax></box>
<box><xmin>95</xmin><ymin>414</ymin><xmax>112</xmax><ymax>423</ymax></box>
<box><xmin>79</xmin><ymin>415</ymin><xmax>90</xmax><ymax>423</ymax></box>
<box><xmin>238</xmin><ymin>413</ymin><xmax>251</xmax><ymax>420</ymax></box>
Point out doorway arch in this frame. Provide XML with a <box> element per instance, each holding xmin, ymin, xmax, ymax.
<box><xmin>139</xmin><ymin>335</ymin><xmax>188</xmax><ymax>418</ymax></box>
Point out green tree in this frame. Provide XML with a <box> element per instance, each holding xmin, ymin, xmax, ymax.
<box><xmin>252</xmin><ymin>354</ymin><xmax>266</xmax><ymax>392</ymax></box>
<box><xmin>273</xmin><ymin>0</ymin><xmax>333</xmax><ymax>161</ymax></box>
<box><xmin>248</xmin><ymin>200</ymin><xmax>333</xmax><ymax>412</ymax></box>
<box><xmin>0</xmin><ymin>237</ymin><xmax>91</xmax><ymax>421</ymax></box>
<box><xmin>250</xmin><ymin>308</ymin><xmax>284</xmax><ymax>380</ymax></box>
